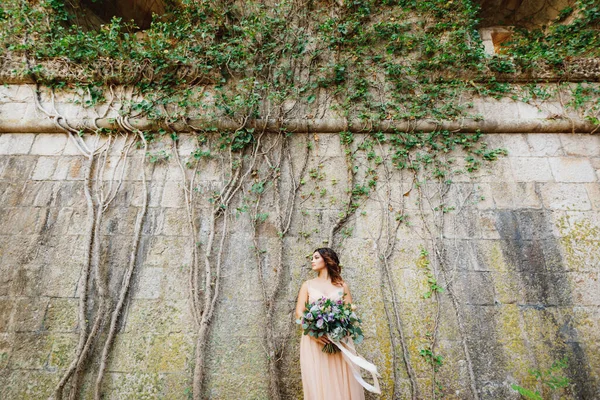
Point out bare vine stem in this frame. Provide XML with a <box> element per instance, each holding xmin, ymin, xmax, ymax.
<box><xmin>94</xmin><ymin>131</ymin><xmax>150</xmax><ymax>398</ymax></box>
<box><xmin>417</xmin><ymin>174</ymin><xmax>480</xmax><ymax>400</ymax></box>
<box><xmin>372</xmin><ymin>137</ymin><xmax>419</xmax><ymax>400</ymax></box>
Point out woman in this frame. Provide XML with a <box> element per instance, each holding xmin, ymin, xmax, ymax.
<box><xmin>295</xmin><ymin>247</ymin><xmax>365</xmax><ymax>400</ymax></box>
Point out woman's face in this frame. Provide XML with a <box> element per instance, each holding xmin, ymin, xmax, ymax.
<box><xmin>311</xmin><ymin>251</ymin><xmax>326</xmax><ymax>271</ymax></box>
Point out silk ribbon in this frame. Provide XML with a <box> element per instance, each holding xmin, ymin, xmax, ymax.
<box><xmin>327</xmin><ymin>334</ymin><xmax>381</xmax><ymax>394</ymax></box>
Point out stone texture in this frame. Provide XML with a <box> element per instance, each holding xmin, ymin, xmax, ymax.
<box><xmin>561</xmin><ymin>134</ymin><xmax>600</xmax><ymax>157</ymax></box>
<box><xmin>490</xmin><ymin>181</ymin><xmax>541</xmax><ymax>209</ymax></box>
<box><xmin>540</xmin><ymin>183</ymin><xmax>592</xmax><ymax>210</ymax></box>
<box><xmin>0</xmin><ymin>131</ymin><xmax>599</xmax><ymax>399</ymax></box>
<box><xmin>0</xmin><ymin>133</ymin><xmax>35</xmax><ymax>155</ymax></box>
<box><xmin>31</xmin><ymin>157</ymin><xmax>57</xmax><ymax>180</ymax></box>
<box><xmin>29</xmin><ymin>134</ymin><xmax>67</xmax><ymax>155</ymax></box>
<box><xmin>510</xmin><ymin>157</ymin><xmax>554</xmax><ymax>182</ymax></box>
<box><xmin>549</xmin><ymin>157</ymin><xmax>597</xmax><ymax>183</ymax></box>
<box><xmin>525</xmin><ymin>134</ymin><xmax>564</xmax><ymax>156</ymax></box>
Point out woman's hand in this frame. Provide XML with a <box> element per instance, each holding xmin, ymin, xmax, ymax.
<box><xmin>311</xmin><ymin>334</ymin><xmax>331</xmax><ymax>346</ymax></box>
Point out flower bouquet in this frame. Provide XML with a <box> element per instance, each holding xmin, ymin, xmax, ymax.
<box><xmin>296</xmin><ymin>295</ymin><xmax>364</xmax><ymax>354</ymax></box>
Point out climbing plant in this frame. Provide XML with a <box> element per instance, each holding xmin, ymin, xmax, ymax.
<box><xmin>1</xmin><ymin>0</ymin><xmax>599</xmax><ymax>399</ymax></box>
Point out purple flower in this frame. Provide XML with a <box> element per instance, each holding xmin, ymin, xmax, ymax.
<box><xmin>316</xmin><ymin>318</ymin><xmax>324</xmax><ymax>328</ymax></box>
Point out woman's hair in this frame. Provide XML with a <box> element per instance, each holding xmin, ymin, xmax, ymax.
<box><xmin>314</xmin><ymin>247</ymin><xmax>344</xmax><ymax>287</ymax></box>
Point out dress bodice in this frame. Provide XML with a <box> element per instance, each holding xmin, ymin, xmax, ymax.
<box><xmin>307</xmin><ymin>280</ymin><xmax>345</xmax><ymax>303</ymax></box>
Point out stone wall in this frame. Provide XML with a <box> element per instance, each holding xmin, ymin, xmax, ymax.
<box><xmin>0</xmin><ymin>130</ymin><xmax>599</xmax><ymax>399</ymax></box>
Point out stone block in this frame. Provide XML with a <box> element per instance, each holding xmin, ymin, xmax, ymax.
<box><xmin>150</xmin><ymin>160</ymin><xmax>168</xmax><ymax>181</ymax></box>
<box><xmin>141</xmin><ymin>207</ymin><xmax>165</xmax><ymax>236</ymax></box>
<box><xmin>124</xmin><ymin>299</ymin><xmax>191</xmax><ymax>334</ymax></box>
<box><xmin>9</xmin><ymin>333</ymin><xmax>51</xmax><ymax>369</ymax></box>
<box><xmin>490</xmin><ymin>181</ymin><xmax>541</xmax><ymax>209</ymax></box>
<box><xmin>12</xmin><ymin>297</ymin><xmax>49</xmax><ymax>332</ymax></box>
<box><xmin>500</xmin><ymin>134</ymin><xmax>532</xmax><ymax>156</ymax></box>
<box><xmin>161</xmin><ymin>180</ymin><xmax>185</xmax><ymax>208</ymax></box>
<box><xmin>105</xmin><ymin>333</ymin><xmax>150</xmax><ymax>372</ymax></box>
<box><xmin>133</xmin><ymin>267</ymin><xmax>164</xmax><ymax>299</ymax></box>
<box><xmin>469</xmin><ymin>157</ymin><xmax>515</xmax><ymax>183</ymax></box>
<box><xmin>0</xmin><ymin>333</ymin><xmax>10</xmax><ymax>369</ymax></box>
<box><xmin>47</xmin><ymin>333</ymin><xmax>78</xmax><ymax>370</ymax></box>
<box><xmin>31</xmin><ymin>157</ymin><xmax>57</xmax><ymax>181</ymax></box>
<box><xmin>145</xmin><ymin>333</ymin><xmax>193</xmax><ymax>373</ymax></box>
<box><xmin>548</xmin><ymin>157</ymin><xmax>597</xmax><ymax>182</ymax></box>
<box><xmin>144</xmin><ymin>236</ymin><xmax>193</xmax><ymax>267</ymax></box>
<box><xmin>103</xmin><ymin>371</ymin><xmax>165</xmax><ymax>397</ymax></box>
<box><xmin>41</xmin><ymin>263</ymin><xmax>81</xmax><ymax>297</ymax></box>
<box><xmin>443</xmin><ymin>209</ymin><xmax>479</xmax><ymax>239</ymax></box>
<box><xmin>473</xmin><ymin>183</ymin><xmax>495</xmax><ymax>209</ymax></box>
<box><xmin>518</xmin><ymin>307</ymin><xmax>561</xmax><ymax>343</ymax></box>
<box><xmin>0</xmin><ymin>370</ymin><xmax>56</xmax><ymax>399</ymax></box>
<box><xmin>315</xmin><ymin>133</ymin><xmax>343</xmax><ymax>157</ymax></box>
<box><xmin>30</xmin><ymin>134</ymin><xmax>67</xmax><ymax>155</ymax></box>
<box><xmin>477</xmin><ymin>210</ymin><xmax>501</xmax><ymax>239</ymax></box>
<box><xmin>560</xmin><ymin>134</ymin><xmax>600</xmax><ymax>157</ymax></box>
<box><xmin>206</xmin><ymin>336</ymin><xmax>268</xmax><ymax>399</ymax></box>
<box><xmin>0</xmin><ymin>182</ymin><xmax>25</xmax><ymax>207</ymax></box>
<box><xmin>161</xmin><ymin>265</ymin><xmax>191</xmax><ymax>301</ymax></box>
<box><xmin>570</xmin><ymin>272</ymin><xmax>600</xmax><ymax>306</ymax></box>
<box><xmin>490</xmin><ymin>272</ymin><xmax>523</xmax><ymax>304</ymax></box>
<box><xmin>517</xmin><ymin>101</ymin><xmax>546</xmax><ymax>119</ymax></box>
<box><xmin>102</xmin><ymin>207</ymin><xmax>139</xmax><ymax>236</ymax></box>
<box><xmin>459</xmin><ymin>271</ymin><xmax>496</xmax><ymax>305</ymax></box>
<box><xmin>0</xmin><ymin>156</ymin><xmax>36</xmax><ymax>181</ymax></box>
<box><xmin>525</xmin><ymin>134</ymin><xmax>564</xmax><ymax>156</ymax></box>
<box><xmin>42</xmin><ymin>298</ymin><xmax>78</xmax><ymax>332</ymax></box>
<box><xmin>586</xmin><ymin>183</ymin><xmax>600</xmax><ymax>210</ymax></box>
<box><xmin>0</xmin><ymin>134</ymin><xmax>35</xmax><ymax>155</ymax></box>
<box><xmin>510</xmin><ymin>157</ymin><xmax>554</xmax><ymax>182</ymax></box>
<box><xmin>161</xmin><ymin>208</ymin><xmax>188</xmax><ymax>236</ymax></box>
<box><xmin>571</xmin><ymin>306</ymin><xmax>600</xmax><ymax>341</ymax></box>
<box><xmin>165</xmin><ymin>161</ymin><xmax>184</xmax><ymax>182</ymax></box>
<box><xmin>66</xmin><ymin>209</ymin><xmax>90</xmax><ymax>234</ymax></box>
<box><xmin>518</xmin><ymin>271</ymin><xmax>572</xmax><ymax>306</ymax></box>
<box><xmin>123</xmin><ymin>156</ymin><xmax>146</xmax><ymax>181</ymax></box>
<box><xmin>540</xmin><ymin>183</ymin><xmax>592</xmax><ymax>210</ymax></box>
<box><xmin>0</xmin><ymin>265</ymin><xmax>14</xmax><ymax>297</ymax></box>
<box><xmin>22</xmin><ymin>181</ymin><xmax>58</xmax><ymax>207</ymax></box>
<box><xmin>0</xmin><ymin>84</ymin><xmax>35</xmax><ymax>102</ymax></box>
<box><xmin>12</xmin><ymin>264</ymin><xmax>44</xmax><ymax>296</ymax></box>
<box><xmin>353</xmin><ymin>200</ymin><xmax>385</xmax><ymax>239</ymax></box>
<box><xmin>0</xmin><ymin>299</ymin><xmax>13</xmax><ymax>332</ymax></box>
<box><xmin>53</xmin><ymin>156</ymin><xmax>86</xmax><ymax>180</ymax></box>
<box><xmin>54</xmin><ymin>181</ymin><xmax>86</xmax><ymax>208</ymax></box>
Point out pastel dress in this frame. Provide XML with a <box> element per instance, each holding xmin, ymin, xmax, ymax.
<box><xmin>300</xmin><ymin>280</ymin><xmax>365</xmax><ymax>400</ymax></box>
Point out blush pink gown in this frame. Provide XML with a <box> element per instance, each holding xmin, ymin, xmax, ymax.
<box><xmin>300</xmin><ymin>280</ymin><xmax>365</xmax><ymax>400</ymax></box>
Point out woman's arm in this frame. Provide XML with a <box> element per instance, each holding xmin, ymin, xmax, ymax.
<box><xmin>296</xmin><ymin>281</ymin><xmax>330</xmax><ymax>344</ymax></box>
<box><xmin>342</xmin><ymin>282</ymin><xmax>352</xmax><ymax>304</ymax></box>
<box><xmin>295</xmin><ymin>282</ymin><xmax>308</xmax><ymax>320</ymax></box>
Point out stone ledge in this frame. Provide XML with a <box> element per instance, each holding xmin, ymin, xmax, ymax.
<box><xmin>0</xmin><ymin>117</ymin><xmax>598</xmax><ymax>134</ymax></box>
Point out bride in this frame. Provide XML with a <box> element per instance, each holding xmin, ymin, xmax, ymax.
<box><xmin>295</xmin><ymin>247</ymin><xmax>367</xmax><ymax>400</ymax></box>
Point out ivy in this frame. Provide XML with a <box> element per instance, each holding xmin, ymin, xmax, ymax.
<box><xmin>1</xmin><ymin>0</ymin><xmax>597</xmax><ymax>131</ymax></box>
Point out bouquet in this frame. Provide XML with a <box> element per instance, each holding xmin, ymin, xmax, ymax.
<box><xmin>296</xmin><ymin>296</ymin><xmax>364</xmax><ymax>354</ymax></box>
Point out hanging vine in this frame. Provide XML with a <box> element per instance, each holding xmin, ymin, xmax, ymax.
<box><xmin>1</xmin><ymin>0</ymin><xmax>599</xmax><ymax>398</ymax></box>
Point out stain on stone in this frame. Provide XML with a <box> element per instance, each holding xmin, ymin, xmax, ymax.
<box><xmin>495</xmin><ymin>209</ymin><xmax>595</xmax><ymax>398</ymax></box>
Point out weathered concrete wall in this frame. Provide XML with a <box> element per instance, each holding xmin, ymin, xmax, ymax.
<box><xmin>0</xmin><ymin>130</ymin><xmax>599</xmax><ymax>400</ymax></box>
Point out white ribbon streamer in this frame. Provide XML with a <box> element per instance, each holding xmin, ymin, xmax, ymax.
<box><xmin>327</xmin><ymin>334</ymin><xmax>381</xmax><ymax>394</ymax></box>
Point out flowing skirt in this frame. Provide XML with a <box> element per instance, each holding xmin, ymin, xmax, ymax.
<box><xmin>300</xmin><ymin>334</ymin><xmax>365</xmax><ymax>400</ymax></box>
